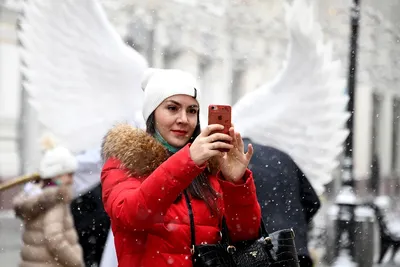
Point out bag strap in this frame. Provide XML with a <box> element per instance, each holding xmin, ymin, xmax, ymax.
<box><xmin>184</xmin><ymin>190</ymin><xmax>269</xmax><ymax>249</ymax></box>
<box><xmin>259</xmin><ymin>218</ymin><xmax>269</xmax><ymax>237</ymax></box>
<box><xmin>183</xmin><ymin>191</ymin><xmax>196</xmax><ymax>254</ymax></box>
<box><xmin>221</xmin><ymin>216</ymin><xmax>270</xmax><ymax>246</ymax></box>
<box><xmin>220</xmin><ymin>217</ymin><xmax>230</xmax><ymax>245</ymax></box>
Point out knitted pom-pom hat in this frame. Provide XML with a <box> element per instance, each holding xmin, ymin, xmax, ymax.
<box><xmin>39</xmin><ymin>134</ymin><xmax>78</xmax><ymax>179</ymax></box>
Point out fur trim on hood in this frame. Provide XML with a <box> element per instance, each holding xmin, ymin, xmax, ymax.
<box><xmin>101</xmin><ymin>123</ymin><xmax>219</xmax><ymax>177</ymax></box>
<box><xmin>102</xmin><ymin>124</ymin><xmax>169</xmax><ymax>178</ymax></box>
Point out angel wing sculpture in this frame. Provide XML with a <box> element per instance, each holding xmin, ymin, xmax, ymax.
<box><xmin>233</xmin><ymin>0</ymin><xmax>350</xmax><ymax>195</ymax></box>
<box><xmin>18</xmin><ymin>3</ymin><xmax>149</xmax><ymax>266</ymax></box>
<box><xmin>19</xmin><ymin>0</ymin><xmax>347</xmax><ymax>196</ymax></box>
<box><xmin>19</xmin><ymin>0</ymin><xmax>148</xmax><ymax>154</ymax></box>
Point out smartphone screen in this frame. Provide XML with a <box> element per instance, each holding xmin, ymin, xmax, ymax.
<box><xmin>208</xmin><ymin>105</ymin><xmax>232</xmax><ymax>152</ymax></box>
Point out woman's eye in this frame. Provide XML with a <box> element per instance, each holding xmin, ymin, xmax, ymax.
<box><xmin>189</xmin><ymin>109</ymin><xmax>198</xmax><ymax>114</ymax></box>
<box><xmin>167</xmin><ymin>106</ymin><xmax>177</xmax><ymax>111</ymax></box>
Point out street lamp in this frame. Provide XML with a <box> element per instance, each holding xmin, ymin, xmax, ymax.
<box><xmin>332</xmin><ymin>0</ymin><xmax>359</xmax><ymax>264</ymax></box>
<box><xmin>331</xmin><ymin>0</ymin><xmax>370</xmax><ymax>266</ymax></box>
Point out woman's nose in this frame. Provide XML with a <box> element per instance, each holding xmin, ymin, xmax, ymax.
<box><xmin>177</xmin><ymin>111</ymin><xmax>189</xmax><ymax>124</ymax></box>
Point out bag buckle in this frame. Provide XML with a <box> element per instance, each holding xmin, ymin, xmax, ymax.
<box><xmin>190</xmin><ymin>245</ymin><xmax>195</xmax><ymax>255</ymax></box>
<box><xmin>264</xmin><ymin>236</ymin><xmax>274</xmax><ymax>250</ymax></box>
<box><xmin>227</xmin><ymin>245</ymin><xmax>236</xmax><ymax>254</ymax></box>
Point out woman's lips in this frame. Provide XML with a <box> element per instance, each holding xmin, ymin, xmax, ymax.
<box><xmin>171</xmin><ymin>130</ymin><xmax>188</xmax><ymax>136</ymax></box>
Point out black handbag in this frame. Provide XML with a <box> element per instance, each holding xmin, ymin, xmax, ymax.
<box><xmin>183</xmin><ymin>191</ymin><xmax>300</xmax><ymax>267</ymax></box>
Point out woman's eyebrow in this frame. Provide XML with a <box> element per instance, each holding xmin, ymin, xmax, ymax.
<box><xmin>166</xmin><ymin>100</ymin><xmax>198</xmax><ymax>109</ymax></box>
<box><xmin>165</xmin><ymin>100</ymin><xmax>181</xmax><ymax>106</ymax></box>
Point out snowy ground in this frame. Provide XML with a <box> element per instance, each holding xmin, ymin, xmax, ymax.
<box><xmin>0</xmin><ymin>210</ymin><xmax>21</xmax><ymax>266</ymax></box>
<box><xmin>309</xmin><ymin>195</ymin><xmax>400</xmax><ymax>267</ymax></box>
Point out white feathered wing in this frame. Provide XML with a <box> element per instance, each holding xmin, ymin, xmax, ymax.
<box><xmin>19</xmin><ymin>0</ymin><xmax>148</xmax><ymax>153</ymax></box>
<box><xmin>233</xmin><ymin>0</ymin><xmax>349</xmax><ymax>195</ymax></box>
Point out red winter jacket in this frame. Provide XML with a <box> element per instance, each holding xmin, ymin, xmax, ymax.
<box><xmin>101</xmin><ymin>124</ymin><xmax>261</xmax><ymax>267</ymax></box>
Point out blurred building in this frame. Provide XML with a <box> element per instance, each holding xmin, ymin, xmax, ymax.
<box><xmin>1</xmin><ymin>0</ymin><xmax>400</xmax><ymax>206</ymax></box>
<box><xmin>101</xmin><ymin>0</ymin><xmax>400</xmax><ymax>198</ymax></box>
<box><xmin>0</xmin><ymin>1</ymin><xmax>21</xmax><ymax>179</ymax></box>
<box><xmin>317</xmin><ymin>0</ymin><xmax>400</xmax><ymax>197</ymax></box>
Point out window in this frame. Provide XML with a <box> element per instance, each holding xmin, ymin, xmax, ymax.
<box><xmin>231</xmin><ymin>60</ymin><xmax>246</xmax><ymax>105</ymax></box>
<box><xmin>163</xmin><ymin>51</ymin><xmax>180</xmax><ymax>69</ymax></box>
<box><xmin>126</xmin><ymin>19</ymin><xmax>151</xmax><ymax>61</ymax></box>
<box><xmin>163</xmin><ymin>53</ymin><xmax>174</xmax><ymax>69</ymax></box>
<box><xmin>371</xmin><ymin>93</ymin><xmax>382</xmax><ymax>157</ymax></box>
<box><xmin>370</xmin><ymin>92</ymin><xmax>382</xmax><ymax>193</ymax></box>
<box><xmin>199</xmin><ymin>58</ymin><xmax>211</xmax><ymax>91</ymax></box>
<box><xmin>392</xmin><ymin>98</ymin><xmax>400</xmax><ymax>172</ymax></box>
<box><xmin>198</xmin><ymin>58</ymin><xmax>212</xmax><ymax>108</ymax></box>
<box><xmin>231</xmin><ymin>69</ymin><xmax>243</xmax><ymax>104</ymax></box>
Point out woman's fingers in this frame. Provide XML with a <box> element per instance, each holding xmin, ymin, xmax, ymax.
<box><xmin>207</xmin><ymin>141</ymin><xmax>233</xmax><ymax>151</ymax></box>
<box><xmin>245</xmin><ymin>144</ymin><xmax>254</xmax><ymax>161</ymax></box>
<box><xmin>205</xmin><ymin>133</ymin><xmax>232</xmax><ymax>143</ymax></box>
<box><xmin>200</xmin><ymin>124</ymin><xmax>225</xmax><ymax>137</ymax></box>
<box><xmin>208</xmin><ymin>149</ymin><xmax>225</xmax><ymax>158</ymax></box>
<box><xmin>229</xmin><ymin>127</ymin><xmax>237</xmax><ymax>147</ymax></box>
<box><xmin>236</xmin><ymin>132</ymin><xmax>244</xmax><ymax>153</ymax></box>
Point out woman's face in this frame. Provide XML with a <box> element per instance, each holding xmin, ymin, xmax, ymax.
<box><xmin>154</xmin><ymin>94</ymin><xmax>199</xmax><ymax>148</ymax></box>
<box><xmin>54</xmin><ymin>173</ymin><xmax>73</xmax><ymax>186</ymax></box>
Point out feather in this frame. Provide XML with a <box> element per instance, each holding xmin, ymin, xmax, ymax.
<box><xmin>233</xmin><ymin>0</ymin><xmax>349</xmax><ymax>195</ymax></box>
<box><xmin>19</xmin><ymin>0</ymin><xmax>148</xmax><ymax>153</ymax></box>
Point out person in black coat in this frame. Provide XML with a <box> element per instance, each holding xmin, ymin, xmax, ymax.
<box><xmin>244</xmin><ymin>139</ymin><xmax>321</xmax><ymax>267</ymax></box>
<box><xmin>70</xmin><ymin>149</ymin><xmax>110</xmax><ymax>267</ymax></box>
<box><xmin>71</xmin><ymin>183</ymin><xmax>110</xmax><ymax>267</ymax></box>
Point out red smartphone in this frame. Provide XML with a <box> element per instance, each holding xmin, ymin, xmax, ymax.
<box><xmin>208</xmin><ymin>105</ymin><xmax>232</xmax><ymax>152</ymax></box>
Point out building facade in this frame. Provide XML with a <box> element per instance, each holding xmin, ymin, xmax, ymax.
<box><xmin>0</xmin><ymin>0</ymin><xmax>21</xmax><ymax>179</ymax></box>
<box><xmin>1</xmin><ymin>0</ymin><xmax>400</xmax><ymax>204</ymax></box>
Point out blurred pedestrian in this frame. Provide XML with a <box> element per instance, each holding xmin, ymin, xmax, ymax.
<box><xmin>71</xmin><ymin>148</ymin><xmax>110</xmax><ymax>267</ymax></box>
<box><xmin>244</xmin><ymin>139</ymin><xmax>320</xmax><ymax>267</ymax></box>
<box><xmin>13</xmin><ymin>139</ymin><xmax>84</xmax><ymax>267</ymax></box>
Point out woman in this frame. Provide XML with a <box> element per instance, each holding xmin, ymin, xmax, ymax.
<box><xmin>101</xmin><ymin>68</ymin><xmax>261</xmax><ymax>266</ymax></box>
<box><xmin>13</xmin><ymin>144</ymin><xmax>84</xmax><ymax>267</ymax></box>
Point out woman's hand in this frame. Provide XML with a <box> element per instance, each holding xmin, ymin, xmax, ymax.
<box><xmin>190</xmin><ymin>124</ymin><xmax>233</xmax><ymax>166</ymax></box>
<box><xmin>218</xmin><ymin>127</ymin><xmax>253</xmax><ymax>183</ymax></box>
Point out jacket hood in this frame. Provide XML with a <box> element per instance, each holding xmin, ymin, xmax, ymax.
<box><xmin>13</xmin><ymin>185</ymin><xmax>72</xmax><ymax>220</ymax></box>
<box><xmin>101</xmin><ymin>123</ymin><xmax>219</xmax><ymax>177</ymax></box>
<box><xmin>101</xmin><ymin>123</ymin><xmax>170</xmax><ymax>178</ymax></box>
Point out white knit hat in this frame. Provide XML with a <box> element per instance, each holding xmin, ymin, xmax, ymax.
<box><xmin>39</xmin><ymin>146</ymin><xmax>78</xmax><ymax>179</ymax></box>
<box><xmin>141</xmin><ymin>68</ymin><xmax>201</xmax><ymax>122</ymax></box>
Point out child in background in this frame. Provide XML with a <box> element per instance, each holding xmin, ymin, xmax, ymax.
<box><xmin>13</xmin><ymin>137</ymin><xmax>84</xmax><ymax>267</ymax></box>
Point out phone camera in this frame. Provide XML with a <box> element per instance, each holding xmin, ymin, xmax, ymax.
<box><xmin>211</xmin><ymin>106</ymin><xmax>217</xmax><ymax>110</ymax></box>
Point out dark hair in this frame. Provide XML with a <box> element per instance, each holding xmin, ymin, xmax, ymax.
<box><xmin>146</xmin><ymin>112</ymin><xmax>219</xmax><ymax>214</ymax></box>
